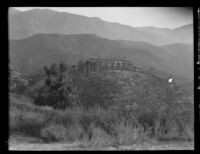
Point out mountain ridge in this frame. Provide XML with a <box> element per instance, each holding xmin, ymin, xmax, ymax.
<box><xmin>9</xmin><ymin>8</ymin><xmax>193</xmax><ymax>45</ymax></box>
<box><xmin>9</xmin><ymin>33</ymin><xmax>193</xmax><ymax>83</ymax></box>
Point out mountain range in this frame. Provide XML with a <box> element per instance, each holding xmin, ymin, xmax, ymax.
<box><xmin>9</xmin><ymin>33</ymin><xmax>193</xmax><ymax>82</ymax></box>
<box><xmin>9</xmin><ymin>8</ymin><xmax>193</xmax><ymax>46</ymax></box>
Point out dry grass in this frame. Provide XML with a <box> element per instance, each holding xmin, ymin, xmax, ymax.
<box><xmin>115</xmin><ymin>122</ymin><xmax>149</xmax><ymax>146</ymax></box>
<box><xmin>9</xmin><ymin>93</ymin><xmax>194</xmax><ymax>149</ymax></box>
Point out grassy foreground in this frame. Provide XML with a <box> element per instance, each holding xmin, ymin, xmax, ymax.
<box><xmin>9</xmin><ymin>93</ymin><xmax>194</xmax><ymax>150</ymax></box>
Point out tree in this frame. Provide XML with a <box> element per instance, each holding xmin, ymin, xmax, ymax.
<box><xmin>33</xmin><ymin>62</ymin><xmax>80</xmax><ymax>109</ymax></box>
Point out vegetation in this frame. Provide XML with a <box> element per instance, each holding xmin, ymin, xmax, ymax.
<box><xmin>32</xmin><ymin>62</ymin><xmax>79</xmax><ymax>109</ymax></box>
<box><xmin>9</xmin><ymin>62</ymin><xmax>194</xmax><ymax>147</ymax></box>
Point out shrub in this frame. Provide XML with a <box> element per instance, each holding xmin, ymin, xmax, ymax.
<box><xmin>33</xmin><ymin>62</ymin><xmax>80</xmax><ymax>109</ymax></box>
<box><xmin>40</xmin><ymin>123</ymin><xmax>68</xmax><ymax>142</ymax></box>
<box><xmin>9</xmin><ymin>111</ymin><xmax>46</xmax><ymax>137</ymax></box>
<box><xmin>41</xmin><ymin>122</ymin><xmax>85</xmax><ymax>143</ymax></box>
<box><xmin>9</xmin><ymin>110</ymin><xmax>22</xmax><ymax>132</ymax></box>
<box><xmin>152</xmin><ymin>108</ymin><xmax>194</xmax><ymax>141</ymax></box>
<box><xmin>88</xmin><ymin>124</ymin><xmax>116</xmax><ymax>148</ymax></box>
<box><xmin>72</xmin><ymin>72</ymin><xmax>121</xmax><ymax>109</ymax></box>
<box><xmin>115</xmin><ymin>121</ymin><xmax>149</xmax><ymax>146</ymax></box>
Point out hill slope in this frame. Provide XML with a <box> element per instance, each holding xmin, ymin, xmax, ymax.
<box><xmin>9</xmin><ymin>33</ymin><xmax>193</xmax><ymax>83</ymax></box>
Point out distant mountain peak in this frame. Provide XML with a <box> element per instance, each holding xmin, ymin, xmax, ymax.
<box><xmin>9</xmin><ymin>8</ymin><xmax>193</xmax><ymax>45</ymax></box>
<box><xmin>173</xmin><ymin>23</ymin><xmax>193</xmax><ymax>30</ymax></box>
<box><xmin>90</xmin><ymin>16</ymin><xmax>102</xmax><ymax>20</ymax></box>
<box><xmin>24</xmin><ymin>8</ymin><xmax>58</xmax><ymax>14</ymax></box>
<box><xmin>9</xmin><ymin>8</ymin><xmax>21</xmax><ymax>15</ymax></box>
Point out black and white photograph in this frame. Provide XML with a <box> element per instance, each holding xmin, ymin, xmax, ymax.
<box><xmin>8</xmin><ymin>7</ymin><xmax>194</xmax><ymax>150</ymax></box>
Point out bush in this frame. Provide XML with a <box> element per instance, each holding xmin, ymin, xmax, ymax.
<box><xmin>88</xmin><ymin>124</ymin><xmax>116</xmax><ymax>148</ymax></box>
<box><xmin>115</xmin><ymin>122</ymin><xmax>149</xmax><ymax>146</ymax></box>
<box><xmin>33</xmin><ymin>62</ymin><xmax>80</xmax><ymax>109</ymax></box>
<box><xmin>72</xmin><ymin>72</ymin><xmax>121</xmax><ymax>109</ymax></box>
<box><xmin>40</xmin><ymin>123</ymin><xmax>68</xmax><ymax>142</ymax></box>
<box><xmin>9</xmin><ymin>111</ymin><xmax>46</xmax><ymax>137</ymax></box>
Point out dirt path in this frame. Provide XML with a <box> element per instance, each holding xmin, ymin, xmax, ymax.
<box><xmin>8</xmin><ymin>135</ymin><xmax>194</xmax><ymax>150</ymax></box>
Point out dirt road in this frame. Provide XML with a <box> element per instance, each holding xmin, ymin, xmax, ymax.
<box><xmin>8</xmin><ymin>135</ymin><xmax>194</xmax><ymax>150</ymax></box>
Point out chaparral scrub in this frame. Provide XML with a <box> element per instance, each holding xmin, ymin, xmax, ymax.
<box><xmin>9</xmin><ymin>62</ymin><xmax>194</xmax><ymax>147</ymax></box>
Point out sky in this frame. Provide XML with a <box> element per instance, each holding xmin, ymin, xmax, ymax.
<box><xmin>13</xmin><ymin>7</ymin><xmax>193</xmax><ymax>29</ymax></box>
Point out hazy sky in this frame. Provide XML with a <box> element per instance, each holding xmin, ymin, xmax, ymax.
<box><xmin>13</xmin><ymin>7</ymin><xmax>193</xmax><ymax>29</ymax></box>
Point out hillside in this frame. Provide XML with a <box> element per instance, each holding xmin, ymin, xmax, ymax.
<box><xmin>9</xmin><ymin>8</ymin><xmax>193</xmax><ymax>46</ymax></box>
<box><xmin>9</xmin><ymin>68</ymin><xmax>194</xmax><ymax>149</ymax></box>
<box><xmin>116</xmin><ymin>40</ymin><xmax>193</xmax><ymax>80</ymax></box>
<box><xmin>136</xmin><ymin>24</ymin><xmax>193</xmax><ymax>45</ymax></box>
<box><xmin>9</xmin><ymin>33</ymin><xmax>193</xmax><ymax>85</ymax></box>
